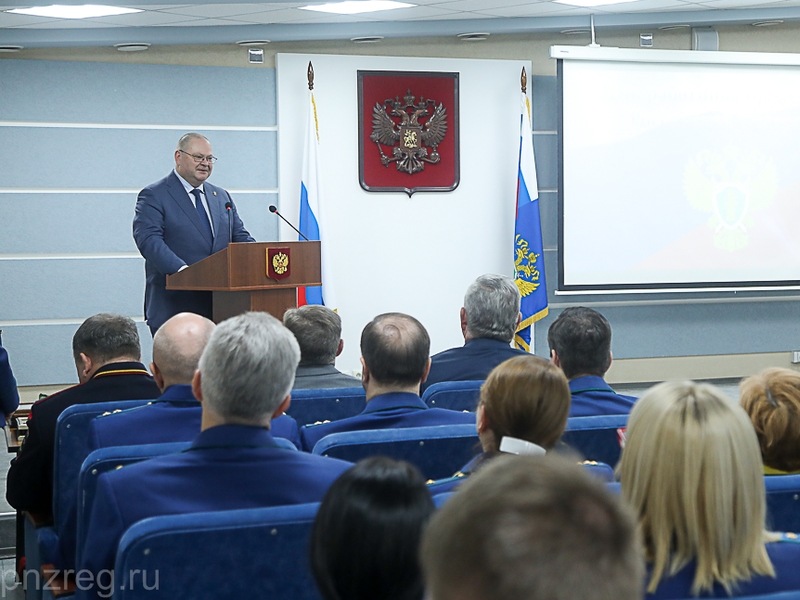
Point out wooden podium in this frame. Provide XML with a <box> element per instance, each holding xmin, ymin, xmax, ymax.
<box><xmin>166</xmin><ymin>241</ymin><xmax>321</xmax><ymax>323</ymax></box>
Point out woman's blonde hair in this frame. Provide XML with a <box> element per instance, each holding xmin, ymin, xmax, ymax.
<box><xmin>479</xmin><ymin>355</ymin><xmax>571</xmax><ymax>452</ymax></box>
<box><xmin>619</xmin><ymin>381</ymin><xmax>774</xmax><ymax>596</ymax></box>
<box><xmin>740</xmin><ymin>368</ymin><xmax>800</xmax><ymax>473</ymax></box>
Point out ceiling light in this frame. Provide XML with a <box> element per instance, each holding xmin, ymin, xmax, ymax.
<box><xmin>457</xmin><ymin>32</ymin><xmax>490</xmax><ymax>41</ymax></box>
<box><xmin>350</xmin><ymin>36</ymin><xmax>384</xmax><ymax>43</ymax></box>
<box><xmin>237</xmin><ymin>40</ymin><xmax>271</xmax><ymax>46</ymax></box>
<box><xmin>658</xmin><ymin>24</ymin><xmax>690</xmax><ymax>30</ymax></box>
<box><xmin>114</xmin><ymin>43</ymin><xmax>150</xmax><ymax>52</ymax></box>
<box><xmin>0</xmin><ymin>45</ymin><xmax>23</xmax><ymax>52</ymax></box>
<box><xmin>299</xmin><ymin>1</ymin><xmax>415</xmax><ymax>15</ymax></box>
<box><xmin>554</xmin><ymin>0</ymin><xmax>637</xmax><ymax>7</ymax></box>
<box><xmin>560</xmin><ymin>29</ymin><xmax>590</xmax><ymax>35</ymax></box>
<box><xmin>752</xmin><ymin>20</ymin><xmax>783</xmax><ymax>26</ymax></box>
<box><xmin>6</xmin><ymin>4</ymin><xmax>142</xmax><ymax>19</ymax></box>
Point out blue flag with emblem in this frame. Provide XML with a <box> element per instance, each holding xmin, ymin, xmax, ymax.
<box><xmin>514</xmin><ymin>85</ymin><xmax>548</xmax><ymax>351</ymax></box>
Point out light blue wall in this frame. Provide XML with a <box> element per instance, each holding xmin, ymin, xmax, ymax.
<box><xmin>0</xmin><ymin>59</ymin><xmax>279</xmax><ymax>385</ymax></box>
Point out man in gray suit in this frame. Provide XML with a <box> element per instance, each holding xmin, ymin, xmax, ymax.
<box><xmin>133</xmin><ymin>133</ymin><xmax>254</xmax><ymax>335</ymax></box>
<box><xmin>283</xmin><ymin>305</ymin><xmax>360</xmax><ymax>389</ymax></box>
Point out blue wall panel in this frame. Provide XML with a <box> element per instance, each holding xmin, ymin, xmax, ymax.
<box><xmin>532</xmin><ymin>75</ymin><xmax>559</xmax><ymax>131</ymax></box>
<box><xmin>1</xmin><ymin>127</ymin><xmax>277</xmax><ymax>190</ymax></box>
<box><xmin>1</xmin><ymin>322</ymin><xmax>153</xmax><ymax>387</ymax></box>
<box><xmin>532</xmin><ymin>134</ymin><xmax>558</xmax><ymax>190</ymax></box>
<box><xmin>0</xmin><ymin>60</ymin><xmax>276</xmax><ymax>127</ymax></box>
<box><xmin>0</xmin><ymin>258</ymin><xmax>145</xmax><ymax>321</ymax></box>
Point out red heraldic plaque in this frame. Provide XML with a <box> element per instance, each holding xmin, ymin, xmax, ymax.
<box><xmin>358</xmin><ymin>70</ymin><xmax>460</xmax><ymax>196</ymax></box>
<box><xmin>266</xmin><ymin>247</ymin><xmax>291</xmax><ymax>280</ymax></box>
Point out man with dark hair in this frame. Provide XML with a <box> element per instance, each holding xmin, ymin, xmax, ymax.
<box><xmin>422</xmin><ymin>274</ymin><xmax>526</xmax><ymax>393</ymax></box>
<box><xmin>547</xmin><ymin>307</ymin><xmax>636</xmax><ymax>416</ymax></box>
<box><xmin>133</xmin><ymin>133</ymin><xmax>255</xmax><ymax>335</ymax></box>
<box><xmin>6</xmin><ymin>314</ymin><xmax>160</xmax><ymax>516</ymax></box>
<box><xmin>300</xmin><ymin>313</ymin><xmax>473</xmax><ymax>452</ymax></box>
<box><xmin>77</xmin><ymin>312</ymin><xmax>351</xmax><ymax>599</ymax></box>
<box><xmin>420</xmin><ymin>455</ymin><xmax>644</xmax><ymax>600</ymax></box>
<box><xmin>283</xmin><ymin>305</ymin><xmax>360</xmax><ymax>389</ymax></box>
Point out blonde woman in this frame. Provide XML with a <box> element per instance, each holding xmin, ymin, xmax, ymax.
<box><xmin>428</xmin><ymin>354</ymin><xmax>571</xmax><ymax>494</ymax></box>
<box><xmin>740</xmin><ymin>368</ymin><xmax>800</xmax><ymax>475</ymax></box>
<box><xmin>619</xmin><ymin>381</ymin><xmax>800</xmax><ymax>599</ymax></box>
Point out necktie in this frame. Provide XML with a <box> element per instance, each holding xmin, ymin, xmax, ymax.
<box><xmin>191</xmin><ymin>188</ymin><xmax>213</xmax><ymax>239</ymax></box>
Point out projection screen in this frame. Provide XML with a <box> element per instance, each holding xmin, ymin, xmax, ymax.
<box><xmin>554</xmin><ymin>46</ymin><xmax>800</xmax><ymax>293</ymax></box>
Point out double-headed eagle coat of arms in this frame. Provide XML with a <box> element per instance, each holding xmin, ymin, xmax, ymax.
<box><xmin>370</xmin><ymin>89</ymin><xmax>448</xmax><ymax>175</ymax></box>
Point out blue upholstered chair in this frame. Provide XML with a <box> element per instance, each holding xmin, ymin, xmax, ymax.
<box><xmin>562</xmin><ymin>414</ymin><xmax>628</xmax><ymax>467</ymax></box>
<box><xmin>112</xmin><ymin>503</ymin><xmax>322</xmax><ymax>600</ymax></box>
<box><xmin>421</xmin><ymin>380</ymin><xmax>483</xmax><ymax>412</ymax></box>
<box><xmin>312</xmin><ymin>424</ymin><xmax>480</xmax><ymax>480</ymax></box>
<box><xmin>26</xmin><ymin>399</ymin><xmax>152</xmax><ymax>596</ymax></box>
<box><xmin>765</xmin><ymin>474</ymin><xmax>800</xmax><ymax>534</ymax></box>
<box><xmin>286</xmin><ymin>387</ymin><xmax>366</xmax><ymax>428</ymax></box>
<box><xmin>432</xmin><ymin>492</ymin><xmax>456</xmax><ymax>507</ymax></box>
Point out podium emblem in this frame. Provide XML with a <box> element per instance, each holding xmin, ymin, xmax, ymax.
<box><xmin>267</xmin><ymin>247</ymin><xmax>291</xmax><ymax>280</ymax></box>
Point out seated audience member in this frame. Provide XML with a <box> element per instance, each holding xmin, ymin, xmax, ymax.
<box><xmin>301</xmin><ymin>313</ymin><xmax>474</xmax><ymax>452</ymax></box>
<box><xmin>421</xmin><ymin>274</ymin><xmax>526</xmax><ymax>393</ymax></box>
<box><xmin>6</xmin><ymin>313</ymin><xmax>160</xmax><ymax>516</ymax></box>
<box><xmin>0</xmin><ymin>341</ymin><xmax>20</xmax><ymax>427</ymax></box>
<box><xmin>87</xmin><ymin>312</ymin><xmax>299</xmax><ymax>451</ymax></box>
<box><xmin>283</xmin><ymin>305</ymin><xmax>360</xmax><ymax>389</ymax></box>
<box><xmin>619</xmin><ymin>380</ymin><xmax>800</xmax><ymax>599</ymax></box>
<box><xmin>547</xmin><ymin>306</ymin><xmax>636</xmax><ymax>416</ymax></box>
<box><xmin>77</xmin><ymin>312</ymin><xmax>351</xmax><ymax>600</ymax></box>
<box><xmin>428</xmin><ymin>354</ymin><xmax>571</xmax><ymax>494</ymax></box>
<box><xmin>740</xmin><ymin>368</ymin><xmax>800</xmax><ymax>475</ymax></box>
<box><xmin>421</xmin><ymin>454</ymin><xmax>644</xmax><ymax>600</ymax></box>
<box><xmin>311</xmin><ymin>456</ymin><xmax>434</xmax><ymax>600</ymax></box>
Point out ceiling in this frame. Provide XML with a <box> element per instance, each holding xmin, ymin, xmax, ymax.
<box><xmin>1</xmin><ymin>0</ymin><xmax>800</xmax><ymax>49</ymax></box>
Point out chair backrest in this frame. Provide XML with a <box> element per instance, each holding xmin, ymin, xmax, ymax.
<box><xmin>113</xmin><ymin>503</ymin><xmax>321</xmax><ymax>600</ymax></box>
<box><xmin>704</xmin><ymin>593</ymin><xmax>800</xmax><ymax>600</ymax></box>
<box><xmin>76</xmin><ymin>442</ymin><xmax>192</xmax><ymax>568</ymax></box>
<box><xmin>562</xmin><ymin>414</ymin><xmax>628</xmax><ymax>467</ymax></box>
<box><xmin>312</xmin><ymin>424</ymin><xmax>479</xmax><ymax>480</ymax></box>
<box><xmin>287</xmin><ymin>387</ymin><xmax>366</xmax><ymax>428</ymax></box>
<box><xmin>53</xmin><ymin>399</ymin><xmax>151</xmax><ymax>526</ymax></box>
<box><xmin>433</xmin><ymin>492</ymin><xmax>456</xmax><ymax>508</ymax></box>
<box><xmin>421</xmin><ymin>381</ymin><xmax>483</xmax><ymax>412</ymax></box>
<box><xmin>765</xmin><ymin>474</ymin><xmax>800</xmax><ymax>534</ymax></box>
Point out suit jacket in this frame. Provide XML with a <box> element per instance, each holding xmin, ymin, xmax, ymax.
<box><xmin>300</xmin><ymin>391</ymin><xmax>475</xmax><ymax>452</ymax></box>
<box><xmin>568</xmin><ymin>375</ymin><xmax>636</xmax><ymax>417</ymax></box>
<box><xmin>6</xmin><ymin>362</ymin><xmax>161</xmax><ymax>515</ymax></box>
<box><xmin>0</xmin><ymin>344</ymin><xmax>20</xmax><ymax>428</ymax></box>
<box><xmin>645</xmin><ymin>537</ymin><xmax>800</xmax><ymax>598</ymax></box>
<box><xmin>292</xmin><ymin>364</ymin><xmax>361</xmax><ymax>390</ymax></box>
<box><xmin>421</xmin><ymin>338</ymin><xmax>527</xmax><ymax>393</ymax></box>
<box><xmin>87</xmin><ymin>384</ymin><xmax>301</xmax><ymax>451</ymax></box>
<box><xmin>76</xmin><ymin>424</ymin><xmax>352</xmax><ymax>599</ymax></box>
<box><xmin>132</xmin><ymin>171</ymin><xmax>255</xmax><ymax>331</ymax></box>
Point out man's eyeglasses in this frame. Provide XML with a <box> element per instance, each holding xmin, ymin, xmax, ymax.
<box><xmin>179</xmin><ymin>150</ymin><xmax>217</xmax><ymax>164</ymax></box>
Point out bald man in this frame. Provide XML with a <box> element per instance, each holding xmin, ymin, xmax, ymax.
<box><xmin>87</xmin><ymin>313</ymin><xmax>300</xmax><ymax>452</ymax></box>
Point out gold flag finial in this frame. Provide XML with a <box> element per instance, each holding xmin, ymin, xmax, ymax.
<box><xmin>307</xmin><ymin>61</ymin><xmax>315</xmax><ymax>91</ymax></box>
<box><xmin>521</xmin><ymin>66</ymin><xmax>527</xmax><ymax>94</ymax></box>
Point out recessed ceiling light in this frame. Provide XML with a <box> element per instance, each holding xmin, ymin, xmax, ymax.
<box><xmin>0</xmin><ymin>45</ymin><xmax>23</xmax><ymax>52</ymax></box>
<box><xmin>237</xmin><ymin>40</ymin><xmax>271</xmax><ymax>46</ymax></box>
<box><xmin>457</xmin><ymin>32</ymin><xmax>490</xmax><ymax>41</ymax></box>
<box><xmin>114</xmin><ymin>43</ymin><xmax>150</xmax><ymax>52</ymax></box>
<box><xmin>658</xmin><ymin>24</ymin><xmax>691</xmax><ymax>30</ymax></box>
<box><xmin>299</xmin><ymin>1</ymin><xmax>415</xmax><ymax>15</ymax></box>
<box><xmin>752</xmin><ymin>19</ymin><xmax>783</xmax><ymax>26</ymax></box>
<box><xmin>555</xmin><ymin>0</ymin><xmax>637</xmax><ymax>7</ymax></box>
<box><xmin>560</xmin><ymin>29</ymin><xmax>590</xmax><ymax>35</ymax></box>
<box><xmin>6</xmin><ymin>4</ymin><xmax>142</xmax><ymax>19</ymax></box>
<box><xmin>350</xmin><ymin>36</ymin><xmax>384</xmax><ymax>43</ymax></box>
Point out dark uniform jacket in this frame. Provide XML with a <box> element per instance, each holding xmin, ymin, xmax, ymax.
<box><xmin>292</xmin><ymin>364</ymin><xmax>361</xmax><ymax>390</ymax></box>
<box><xmin>6</xmin><ymin>361</ymin><xmax>160</xmax><ymax>515</ymax></box>
<box><xmin>568</xmin><ymin>375</ymin><xmax>636</xmax><ymax>417</ymax></box>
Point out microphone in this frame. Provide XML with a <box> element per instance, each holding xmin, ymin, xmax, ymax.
<box><xmin>225</xmin><ymin>201</ymin><xmax>233</xmax><ymax>244</ymax></box>
<box><xmin>269</xmin><ymin>205</ymin><xmax>309</xmax><ymax>241</ymax></box>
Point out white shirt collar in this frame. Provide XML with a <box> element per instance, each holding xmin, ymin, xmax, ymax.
<box><xmin>173</xmin><ymin>169</ymin><xmax>203</xmax><ymax>197</ymax></box>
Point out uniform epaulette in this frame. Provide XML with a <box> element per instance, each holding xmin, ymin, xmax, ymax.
<box><xmin>580</xmin><ymin>460</ymin><xmax>599</xmax><ymax>466</ymax></box>
<box><xmin>780</xmin><ymin>532</ymin><xmax>800</xmax><ymax>543</ymax></box>
<box><xmin>97</xmin><ymin>403</ymin><xmax>152</xmax><ymax>418</ymax></box>
<box><xmin>307</xmin><ymin>420</ymin><xmax>331</xmax><ymax>427</ymax></box>
<box><xmin>426</xmin><ymin>472</ymin><xmax>465</xmax><ymax>487</ymax></box>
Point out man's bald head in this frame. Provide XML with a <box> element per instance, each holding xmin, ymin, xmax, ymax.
<box><xmin>151</xmin><ymin>313</ymin><xmax>215</xmax><ymax>391</ymax></box>
<box><xmin>360</xmin><ymin>313</ymin><xmax>430</xmax><ymax>387</ymax></box>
